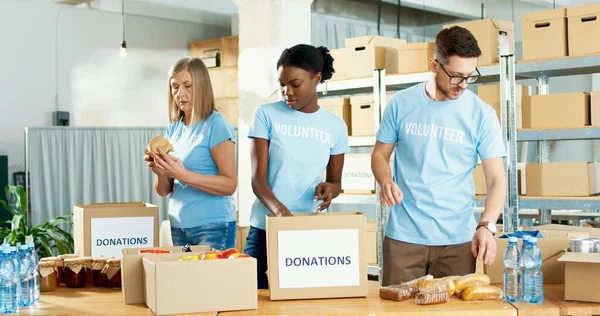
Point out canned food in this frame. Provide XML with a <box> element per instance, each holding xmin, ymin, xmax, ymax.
<box><xmin>585</xmin><ymin>238</ymin><xmax>600</xmax><ymax>253</ymax></box>
<box><xmin>569</xmin><ymin>238</ymin><xmax>594</xmax><ymax>253</ymax></box>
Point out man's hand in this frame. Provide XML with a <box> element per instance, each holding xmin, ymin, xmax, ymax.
<box><xmin>471</xmin><ymin>227</ymin><xmax>497</xmax><ymax>265</ymax></box>
<box><xmin>315</xmin><ymin>182</ymin><xmax>334</xmax><ymax>212</ymax></box>
<box><xmin>380</xmin><ymin>181</ymin><xmax>403</xmax><ymax>207</ymax></box>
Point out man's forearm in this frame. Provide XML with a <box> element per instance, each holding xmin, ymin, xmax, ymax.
<box><xmin>372</xmin><ymin>152</ymin><xmax>393</xmax><ymax>185</ymax></box>
<box><xmin>481</xmin><ymin>177</ymin><xmax>506</xmax><ymax>223</ymax></box>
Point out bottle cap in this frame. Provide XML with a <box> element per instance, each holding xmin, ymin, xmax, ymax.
<box><xmin>18</xmin><ymin>245</ymin><xmax>29</xmax><ymax>251</ymax></box>
<box><xmin>508</xmin><ymin>236</ymin><xmax>518</xmax><ymax>243</ymax></box>
<box><xmin>529</xmin><ymin>237</ymin><xmax>538</xmax><ymax>243</ymax></box>
<box><xmin>2</xmin><ymin>248</ymin><xmax>11</xmax><ymax>254</ymax></box>
<box><xmin>523</xmin><ymin>235</ymin><xmax>531</xmax><ymax>241</ymax></box>
<box><xmin>9</xmin><ymin>246</ymin><xmax>16</xmax><ymax>252</ymax></box>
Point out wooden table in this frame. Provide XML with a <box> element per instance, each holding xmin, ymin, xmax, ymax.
<box><xmin>544</xmin><ymin>284</ymin><xmax>600</xmax><ymax>316</ymax></box>
<box><xmin>220</xmin><ymin>282</ymin><xmax>516</xmax><ymax>316</ymax></box>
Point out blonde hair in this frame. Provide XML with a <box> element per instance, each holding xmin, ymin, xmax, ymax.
<box><xmin>167</xmin><ymin>57</ymin><xmax>215</xmax><ymax>124</ymax></box>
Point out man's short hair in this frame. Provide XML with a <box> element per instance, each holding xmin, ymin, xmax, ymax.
<box><xmin>435</xmin><ymin>26</ymin><xmax>482</xmax><ymax>64</ymax></box>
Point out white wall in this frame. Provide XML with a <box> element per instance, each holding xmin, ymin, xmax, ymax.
<box><xmin>0</xmin><ymin>0</ymin><xmax>230</xmax><ymax>180</ymax></box>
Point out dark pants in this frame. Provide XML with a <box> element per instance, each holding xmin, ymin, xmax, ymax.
<box><xmin>382</xmin><ymin>236</ymin><xmax>476</xmax><ymax>286</ymax></box>
<box><xmin>243</xmin><ymin>226</ymin><xmax>269</xmax><ymax>289</ymax></box>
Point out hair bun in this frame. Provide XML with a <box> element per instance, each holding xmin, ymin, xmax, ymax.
<box><xmin>317</xmin><ymin>46</ymin><xmax>335</xmax><ymax>83</ymax></box>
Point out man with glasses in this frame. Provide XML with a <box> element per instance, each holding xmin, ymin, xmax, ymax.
<box><xmin>371</xmin><ymin>26</ymin><xmax>507</xmax><ymax>285</ymax></box>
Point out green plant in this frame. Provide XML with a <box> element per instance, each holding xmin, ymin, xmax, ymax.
<box><xmin>0</xmin><ymin>185</ymin><xmax>74</xmax><ymax>258</ymax></box>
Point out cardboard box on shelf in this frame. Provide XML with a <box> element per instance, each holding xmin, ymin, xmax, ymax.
<box><xmin>522</xmin><ymin>8</ymin><xmax>568</xmax><ymax>60</ymax></box>
<box><xmin>350</xmin><ymin>95</ymin><xmax>376</xmax><ymax>136</ymax></box>
<box><xmin>215</xmin><ymin>98</ymin><xmax>239</xmax><ymax>127</ymax></box>
<box><xmin>592</xmin><ymin>91</ymin><xmax>600</xmax><ymax>126</ymax></box>
<box><xmin>330</xmin><ymin>36</ymin><xmax>404</xmax><ymax>81</ymax></box>
<box><xmin>567</xmin><ymin>3</ymin><xmax>600</xmax><ymax>57</ymax></box>
<box><xmin>472</xmin><ymin>164</ymin><xmax>486</xmax><ymax>195</ymax></box>
<box><xmin>320</xmin><ymin>97</ymin><xmax>352</xmax><ymax>135</ymax></box>
<box><xmin>366</xmin><ymin>220</ymin><xmax>377</xmax><ymax>266</ymax></box>
<box><xmin>522</xmin><ymin>92</ymin><xmax>590</xmax><ymax>129</ymax></box>
<box><xmin>235</xmin><ymin>225</ymin><xmax>249</xmax><ymax>253</ymax></box>
<box><xmin>209</xmin><ymin>67</ymin><xmax>238</xmax><ymax>99</ymax></box>
<box><xmin>143</xmin><ymin>253</ymin><xmax>257</xmax><ymax>314</ymax></box>
<box><xmin>189</xmin><ymin>35</ymin><xmax>239</xmax><ymax>68</ymax></box>
<box><xmin>395</xmin><ymin>42</ymin><xmax>434</xmax><ymax>74</ymax></box>
<box><xmin>517</xmin><ymin>162</ymin><xmax>527</xmax><ymax>195</ymax></box>
<box><xmin>477</xmin><ymin>84</ymin><xmax>529</xmax><ymax>129</ymax></box>
<box><xmin>558</xmin><ymin>252</ymin><xmax>600</xmax><ymax>303</ymax></box>
<box><xmin>121</xmin><ymin>245</ymin><xmax>209</xmax><ymax>304</ymax></box>
<box><xmin>443</xmin><ymin>19</ymin><xmax>514</xmax><ymax>66</ymax></box>
<box><xmin>342</xmin><ymin>154</ymin><xmax>375</xmax><ymax>194</ymax></box>
<box><xmin>73</xmin><ymin>202</ymin><xmax>159</xmax><ymax>258</ymax></box>
<box><xmin>525</xmin><ymin>162</ymin><xmax>600</xmax><ymax>196</ymax></box>
<box><xmin>523</xmin><ymin>224</ymin><xmax>599</xmax><ymax>238</ymax></box>
<box><xmin>266</xmin><ymin>212</ymin><xmax>368</xmax><ymax>300</ymax></box>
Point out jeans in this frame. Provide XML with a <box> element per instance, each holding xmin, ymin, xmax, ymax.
<box><xmin>171</xmin><ymin>221</ymin><xmax>236</xmax><ymax>251</ymax></box>
<box><xmin>243</xmin><ymin>226</ymin><xmax>269</xmax><ymax>289</ymax></box>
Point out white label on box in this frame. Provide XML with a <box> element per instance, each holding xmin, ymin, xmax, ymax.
<box><xmin>277</xmin><ymin>229</ymin><xmax>360</xmax><ymax>289</ymax></box>
<box><xmin>342</xmin><ymin>155</ymin><xmax>374</xmax><ymax>191</ymax></box>
<box><xmin>91</xmin><ymin>217</ymin><xmax>154</xmax><ymax>258</ymax></box>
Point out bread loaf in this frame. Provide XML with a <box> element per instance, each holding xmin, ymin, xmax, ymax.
<box><xmin>461</xmin><ymin>285</ymin><xmax>503</xmax><ymax>301</ymax></box>
<box><xmin>440</xmin><ymin>275</ymin><xmax>461</xmax><ymax>282</ymax></box>
<box><xmin>147</xmin><ymin>136</ymin><xmax>174</xmax><ymax>158</ymax></box>
<box><xmin>414</xmin><ymin>292</ymin><xmax>450</xmax><ymax>305</ymax></box>
<box><xmin>379</xmin><ymin>286</ymin><xmax>416</xmax><ymax>301</ymax></box>
<box><xmin>418</xmin><ymin>278</ymin><xmax>456</xmax><ymax>296</ymax></box>
<box><xmin>454</xmin><ymin>273</ymin><xmax>491</xmax><ymax>293</ymax></box>
<box><xmin>400</xmin><ymin>274</ymin><xmax>434</xmax><ymax>289</ymax></box>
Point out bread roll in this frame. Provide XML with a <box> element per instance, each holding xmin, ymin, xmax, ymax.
<box><xmin>400</xmin><ymin>274</ymin><xmax>434</xmax><ymax>289</ymax></box>
<box><xmin>461</xmin><ymin>285</ymin><xmax>503</xmax><ymax>301</ymax></box>
<box><xmin>418</xmin><ymin>278</ymin><xmax>456</xmax><ymax>296</ymax></box>
<box><xmin>454</xmin><ymin>273</ymin><xmax>491</xmax><ymax>293</ymax></box>
<box><xmin>440</xmin><ymin>275</ymin><xmax>461</xmax><ymax>282</ymax></box>
<box><xmin>147</xmin><ymin>136</ymin><xmax>174</xmax><ymax>158</ymax></box>
<box><xmin>414</xmin><ymin>292</ymin><xmax>450</xmax><ymax>305</ymax></box>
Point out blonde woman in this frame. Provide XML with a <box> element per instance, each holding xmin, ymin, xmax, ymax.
<box><xmin>144</xmin><ymin>57</ymin><xmax>237</xmax><ymax>250</ymax></box>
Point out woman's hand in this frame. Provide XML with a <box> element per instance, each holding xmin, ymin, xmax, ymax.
<box><xmin>144</xmin><ymin>149</ymin><xmax>169</xmax><ymax>177</ymax></box>
<box><xmin>315</xmin><ymin>182</ymin><xmax>334</xmax><ymax>212</ymax></box>
<box><xmin>152</xmin><ymin>147</ymin><xmax>188</xmax><ymax>180</ymax></box>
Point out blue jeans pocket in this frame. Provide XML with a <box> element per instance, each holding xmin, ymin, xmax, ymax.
<box><xmin>171</xmin><ymin>221</ymin><xmax>236</xmax><ymax>251</ymax></box>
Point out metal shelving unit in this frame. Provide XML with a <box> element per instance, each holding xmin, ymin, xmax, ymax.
<box><xmin>512</xmin><ymin>54</ymin><xmax>600</xmax><ymax>223</ymax></box>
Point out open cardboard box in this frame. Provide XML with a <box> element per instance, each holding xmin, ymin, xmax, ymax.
<box><xmin>143</xmin><ymin>253</ymin><xmax>257</xmax><ymax>315</ymax></box>
<box><xmin>122</xmin><ymin>246</ymin><xmax>209</xmax><ymax>304</ymax></box>
<box><xmin>558</xmin><ymin>252</ymin><xmax>600</xmax><ymax>303</ymax></box>
<box><xmin>266</xmin><ymin>211</ymin><xmax>368</xmax><ymax>300</ymax></box>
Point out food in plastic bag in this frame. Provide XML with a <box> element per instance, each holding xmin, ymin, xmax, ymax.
<box><xmin>454</xmin><ymin>272</ymin><xmax>491</xmax><ymax>293</ymax></box>
<box><xmin>379</xmin><ymin>286</ymin><xmax>416</xmax><ymax>301</ymax></box>
<box><xmin>418</xmin><ymin>278</ymin><xmax>456</xmax><ymax>296</ymax></box>
<box><xmin>414</xmin><ymin>291</ymin><xmax>450</xmax><ymax>305</ymax></box>
<box><xmin>461</xmin><ymin>285</ymin><xmax>503</xmax><ymax>301</ymax></box>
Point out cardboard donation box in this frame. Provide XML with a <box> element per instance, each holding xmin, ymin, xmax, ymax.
<box><xmin>522</xmin><ymin>8</ymin><xmax>568</xmax><ymax>60</ymax></box>
<box><xmin>121</xmin><ymin>246</ymin><xmax>209</xmax><ymax>304</ymax></box>
<box><xmin>266</xmin><ymin>212</ymin><xmax>368</xmax><ymax>300</ymax></box>
<box><xmin>143</xmin><ymin>253</ymin><xmax>257</xmax><ymax>315</ymax></box>
<box><xmin>330</xmin><ymin>36</ymin><xmax>403</xmax><ymax>80</ymax></box>
<box><xmin>443</xmin><ymin>19</ymin><xmax>514</xmax><ymax>66</ymax></box>
<box><xmin>342</xmin><ymin>154</ymin><xmax>376</xmax><ymax>194</ymax></box>
<box><xmin>525</xmin><ymin>162</ymin><xmax>600</xmax><ymax>196</ymax></box>
<box><xmin>74</xmin><ymin>202</ymin><xmax>159</xmax><ymax>258</ymax></box>
<box><xmin>558</xmin><ymin>252</ymin><xmax>600</xmax><ymax>303</ymax></box>
<box><xmin>567</xmin><ymin>3</ymin><xmax>600</xmax><ymax>57</ymax></box>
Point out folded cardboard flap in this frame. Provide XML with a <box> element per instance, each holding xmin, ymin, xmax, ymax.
<box><xmin>558</xmin><ymin>252</ymin><xmax>600</xmax><ymax>264</ymax></box>
<box><xmin>266</xmin><ymin>211</ymin><xmax>364</xmax><ymax>218</ymax></box>
<box><xmin>81</xmin><ymin>202</ymin><xmax>149</xmax><ymax>208</ymax></box>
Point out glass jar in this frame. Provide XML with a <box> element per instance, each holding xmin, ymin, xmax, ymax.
<box><xmin>80</xmin><ymin>257</ymin><xmax>95</xmax><ymax>286</ymax></box>
<box><xmin>92</xmin><ymin>258</ymin><xmax>108</xmax><ymax>287</ymax></box>
<box><xmin>38</xmin><ymin>261</ymin><xmax>57</xmax><ymax>292</ymax></box>
<box><xmin>102</xmin><ymin>258</ymin><xmax>121</xmax><ymax>289</ymax></box>
<box><xmin>58</xmin><ymin>254</ymin><xmax>79</xmax><ymax>285</ymax></box>
<box><xmin>63</xmin><ymin>258</ymin><xmax>87</xmax><ymax>288</ymax></box>
<box><xmin>40</xmin><ymin>257</ymin><xmax>62</xmax><ymax>287</ymax></box>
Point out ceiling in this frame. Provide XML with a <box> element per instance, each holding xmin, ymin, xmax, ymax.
<box><xmin>133</xmin><ymin>0</ymin><xmax>238</xmax><ymax>16</ymax></box>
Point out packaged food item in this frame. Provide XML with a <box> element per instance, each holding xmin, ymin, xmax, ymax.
<box><xmin>454</xmin><ymin>272</ymin><xmax>491</xmax><ymax>293</ymax></box>
<box><xmin>419</xmin><ymin>278</ymin><xmax>456</xmax><ymax>296</ymax></box>
<box><xmin>92</xmin><ymin>257</ymin><xmax>108</xmax><ymax>287</ymax></box>
<box><xmin>461</xmin><ymin>285</ymin><xmax>503</xmax><ymax>301</ymax></box>
<box><xmin>400</xmin><ymin>274</ymin><xmax>434</xmax><ymax>289</ymax></box>
<box><xmin>38</xmin><ymin>261</ymin><xmax>58</xmax><ymax>292</ymax></box>
<box><xmin>138</xmin><ymin>249</ymin><xmax>171</xmax><ymax>254</ymax></box>
<box><xmin>58</xmin><ymin>254</ymin><xmax>79</xmax><ymax>284</ymax></box>
<box><xmin>63</xmin><ymin>258</ymin><xmax>87</xmax><ymax>288</ymax></box>
<box><xmin>379</xmin><ymin>286</ymin><xmax>416</xmax><ymax>302</ymax></box>
<box><xmin>80</xmin><ymin>257</ymin><xmax>95</xmax><ymax>286</ymax></box>
<box><xmin>414</xmin><ymin>292</ymin><xmax>450</xmax><ymax>305</ymax></box>
<box><xmin>179</xmin><ymin>255</ymin><xmax>200</xmax><ymax>261</ymax></box>
<box><xmin>40</xmin><ymin>257</ymin><xmax>63</xmax><ymax>287</ymax></box>
<box><xmin>102</xmin><ymin>258</ymin><xmax>122</xmax><ymax>289</ymax></box>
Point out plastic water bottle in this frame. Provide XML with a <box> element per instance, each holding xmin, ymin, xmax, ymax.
<box><xmin>503</xmin><ymin>236</ymin><xmax>521</xmax><ymax>302</ymax></box>
<box><xmin>17</xmin><ymin>245</ymin><xmax>31</xmax><ymax>307</ymax></box>
<box><xmin>522</xmin><ymin>237</ymin><xmax>544</xmax><ymax>304</ymax></box>
<box><xmin>8</xmin><ymin>247</ymin><xmax>19</xmax><ymax>312</ymax></box>
<box><xmin>0</xmin><ymin>248</ymin><xmax>17</xmax><ymax>314</ymax></box>
<box><xmin>26</xmin><ymin>243</ymin><xmax>39</xmax><ymax>303</ymax></box>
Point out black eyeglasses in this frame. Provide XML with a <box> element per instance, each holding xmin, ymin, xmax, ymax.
<box><xmin>436</xmin><ymin>59</ymin><xmax>481</xmax><ymax>85</ymax></box>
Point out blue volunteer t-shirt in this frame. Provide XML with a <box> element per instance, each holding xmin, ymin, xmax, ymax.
<box><xmin>377</xmin><ymin>82</ymin><xmax>506</xmax><ymax>246</ymax></box>
<box><xmin>248</xmin><ymin>101</ymin><xmax>350</xmax><ymax>230</ymax></box>
<box><xmin>165</xmin><ymin>111</ymin><xmax>237</xmax><ymax>228</ymax></box>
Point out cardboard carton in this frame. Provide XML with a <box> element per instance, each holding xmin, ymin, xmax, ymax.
<box><xmin>522</xmin><ymin>8</ymin><xmax>568</xmax><ymax>60</ymax></box>
<box><xmin>342</xmin><ymin>153</ymin><xmax>375</xmax><ymax>194</ymax></box>
<box><xmin>330</xmin><ymin>36</ymin><xmax>403</xmax><ymax>80</ymax></box>
<box><xmin>350</xmin><ymin>95</ymin><xmax>376</xmax><ymax>136</ymax></box>
<box><xmin>320</xmin><ymin>97</ymin><xmax>351</xmax><ymax>135</ymax></box>
<box><xmin>558</xmin><ymin>252</ymin><xmax>600</xmax><ymax>303</ymax></box>
<box><xmin>525</xmin><ymin>162</ymin><xmax>600</xmax><ymax>196</ymax></box>
<box><xmin>522</xmin><ymin>92</ymin><xmax>590</xmax><ymax>129</ymax></box>
<box><xmin>567</xmin><ymin>3</ymin><xmax>600</xmax><ymax>56</ymax></box>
